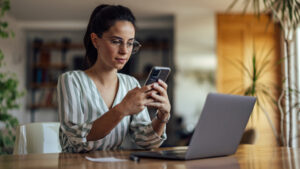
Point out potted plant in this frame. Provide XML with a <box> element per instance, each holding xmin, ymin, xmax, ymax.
<box><xmin>229</xmin><ymin>0</ymin><xmax>300</xmax><ymax>147</ymax></box>
<box><xmin>0</xmin><ymin>0</ymin><xmax>24</xmax><ymax>154</ymax></box>
<box><xmin>225</xmin><ymin>43</ymin><xmax>282</xmax><ymax>145</ymax></box>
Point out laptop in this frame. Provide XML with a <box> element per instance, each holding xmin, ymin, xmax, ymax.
<box><xmin>131</xmin><ymin>93</ymin><xmax>256</xmax><ymax>160</ymax></box>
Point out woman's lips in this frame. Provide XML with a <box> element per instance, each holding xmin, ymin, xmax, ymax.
<box><xmin>115</xmin><ymin>58</ymin><xmax>127</xmax><ymax>64</ymax></box>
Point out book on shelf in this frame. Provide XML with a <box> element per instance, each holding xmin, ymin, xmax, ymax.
<box><xmin>33</xmin><ymin>68</ymin><xmax>63</xmax><ymax>84</ymax></box>
<box><xmin>45</xmin><ymin>89</ymin><xmax>54</xmax><ymax>106</ymax></box>
<box><xmin>39</xmin><ymin>50</ymin><xmax>51</xmax><ymax>65</ymax></box>
<box><xmin>33</xmin><ymin>89</ymin><xmax>57</xmax><ymax>108</ymax></box>
<box><xmin>35</xmin><ymin>69</ymin><xmax>43</xmax><ymax>83</ymax></box>
<box><xmin>34</xmin><ymin>69</ymin><xmax>47</xmax><ymax>84</ymax></box>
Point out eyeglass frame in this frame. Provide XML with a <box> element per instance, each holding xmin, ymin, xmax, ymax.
<box><xmin>96</xmin><ymin>34</ymin><xmax>142</xmax><ymax>54</ymax></box>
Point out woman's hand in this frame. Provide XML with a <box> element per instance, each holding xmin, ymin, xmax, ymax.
<box><xmin>146</xmin><ymin>79</ymin><xmax>171</xmax><ymax>118</ymax></box>
<box><xmin>117</xmin><ymin>85</ymin><xmax>154</xmax><ymax>116</ymax></box>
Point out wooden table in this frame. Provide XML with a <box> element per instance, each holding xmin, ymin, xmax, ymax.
<box><xmin>0</xmin><ymin>145</ymin><xmax>299</xmax><ymax>169</ymax></box>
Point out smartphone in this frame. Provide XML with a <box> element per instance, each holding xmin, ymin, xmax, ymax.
<box><xmin>144</xmin><ymin>66</ymin><xmax>171</xmax><ymax>85</ymax></box>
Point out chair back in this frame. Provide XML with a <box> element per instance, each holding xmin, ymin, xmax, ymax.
<box><xmin>13</xmin><ymin>122</ymin><xmax>61</xmax><ymax>154</ymax></box>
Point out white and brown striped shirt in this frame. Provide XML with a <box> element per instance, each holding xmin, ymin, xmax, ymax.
<box><xmin>57</xmin><ymin>70</ymin><xmax>166</xmax><ymax>153</ymax></box>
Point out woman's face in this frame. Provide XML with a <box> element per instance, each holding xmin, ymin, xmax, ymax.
<box><xmin>92</xmin><ymin>20</ymin><xmax>135</xmax><ymax>71</ymax></box>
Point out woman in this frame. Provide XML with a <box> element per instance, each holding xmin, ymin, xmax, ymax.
<box><xmin>57</xmin><ymin>4</ymin><xmax>171</xmax><ymax>153</ymax></box>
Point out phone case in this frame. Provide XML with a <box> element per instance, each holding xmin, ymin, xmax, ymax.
<box><xmin>144</xmin><ymin>66</ymin><xmax>171</xmax><ymax>85</ymax></box>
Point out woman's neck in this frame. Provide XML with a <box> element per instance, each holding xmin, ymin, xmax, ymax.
<box><xmin>88</xmin><ymin>64</ymin><xmax>118</xmax><ymax>87</ymax></box>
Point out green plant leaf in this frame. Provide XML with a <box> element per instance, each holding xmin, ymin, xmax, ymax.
<box><xmin>227</xmin><ymin>84</ymin><xmax>245</xmax><ymax>94</ymax></box>
<box><xmin>0</xmin><ymin>21</ymin><xmax>8</xmax><ymax>28</ymax></box>
<box><xmin>243</xmin><ymin>0</ymin><xmax>251</xmax><ymax>14</ymax></box>
<box><xmin>227</xmin><ymin>0</ymin><xmax>239</xmax><ymax>11</ymax></box>
<box><xmin>0</xmin><ymin>0</ymin><xmax>23</xmax><ymax>155</ymax></box>
<box><xmin>256</xmin><ymin>46</ymin><xmax>274</xmax><ymax>75</ymax></box>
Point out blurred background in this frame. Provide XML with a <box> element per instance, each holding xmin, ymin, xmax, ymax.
<box><xmin>1</xmin><ymin>0</ymin><xmax>300</xmax><ymax>148</ymax></box>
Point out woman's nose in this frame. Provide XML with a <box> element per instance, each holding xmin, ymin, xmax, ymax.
<box><xmin>119</xmin><ymin>43</ymin><xmax>129</xmax><ymax>54</ymax></box>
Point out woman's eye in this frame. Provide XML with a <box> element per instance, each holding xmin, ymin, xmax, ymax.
<box><xmin>111</xmin><ymin>40</ymin><xmax>122</xmax><ymax>44</ymax></box>
<box><xmin>127</xmin><ymin>42</ymin><xmax>134</xmax><ymax>47</ymax></box>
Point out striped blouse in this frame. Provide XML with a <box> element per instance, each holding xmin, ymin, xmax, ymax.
<box><xmin>57</xmin><ymin>70</ymin><xmax>166</xmax><ymax>153</ymax></box>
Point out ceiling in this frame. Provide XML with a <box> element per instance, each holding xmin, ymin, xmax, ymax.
<box><xmin>8</xmin><ymin>0</ymin><xmax>240</xmax><ymax>22</ymax></box>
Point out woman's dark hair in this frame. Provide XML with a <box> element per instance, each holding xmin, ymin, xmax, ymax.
<box><xmin>84</xmin><ymin>4</ymin><xmax>136</xmax><ymax>67</ymax></box>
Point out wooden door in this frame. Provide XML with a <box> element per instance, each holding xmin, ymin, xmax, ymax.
<box><xmin>217</xmin><ymin>14</ymin><xmax>282</xmax><ymax>146</ymax></box>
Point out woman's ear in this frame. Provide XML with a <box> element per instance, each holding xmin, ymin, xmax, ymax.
<box><xmin>90</xmin><ymin>33</ymin><xmax>98</xmax><ymax>48</ymax></box>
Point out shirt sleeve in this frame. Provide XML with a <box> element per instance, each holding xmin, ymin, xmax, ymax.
<box><xmin>128</xmin><ymin>78</ymin><xmax>167</xmax><ymax>149</ymax></box>
<box><xmin>57</xmin><ymin>73</ymin><xmax>95</xmax><ymax>153</ymax></box>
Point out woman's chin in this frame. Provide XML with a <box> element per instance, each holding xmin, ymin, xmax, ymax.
<box><xmin>114</xmin><ymin>61</ymin><xmax>128</xmax><ymax>70</ymax></box>
<box><xmin>115</xmin><ymin>64</ymin><xmax>126</xmax><ymax>70</ymax></box>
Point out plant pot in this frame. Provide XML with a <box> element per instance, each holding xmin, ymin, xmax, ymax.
<box><xmin>240</xmin><ymin>128</ymin><xmax>256</xmax><ymax>144</ymax></box>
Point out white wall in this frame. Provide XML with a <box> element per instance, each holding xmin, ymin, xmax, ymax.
<box><xmin>0</xmin><ymin>16</ymin><xmax>88</xmax><ymax>124</ymax></box>
<box><xmin>174</xmin><ymin>11</ymin><xmax>217</xmax><ymax>131</ymax></box>
<box><xmin>0</xmin><ymin>15</ymin><xmax>28</xmax><ymax>124</ymax></box>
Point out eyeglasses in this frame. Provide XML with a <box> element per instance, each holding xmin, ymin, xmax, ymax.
<box><xmin>99</xmin><ymin>36</ymin><xmax>142</xmax><ymax>54</ymax></box>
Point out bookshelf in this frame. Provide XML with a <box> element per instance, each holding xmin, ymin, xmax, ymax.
<box><xmin>29</xmin><ymin>37</ymin><xmax>84</xmax><ymax>122</ymax></box>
